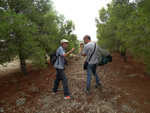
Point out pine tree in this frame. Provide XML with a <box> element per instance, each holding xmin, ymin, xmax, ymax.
<box><xmin>0</xmin><ymin>0</ymin><xmax>79</xmax><ymax>75</ymax></box>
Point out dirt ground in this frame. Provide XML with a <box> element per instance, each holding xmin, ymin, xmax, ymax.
<box><xmin>0</xmin><ymin>53</ymin><xmax>150</xmax><ymax>113</ymax></box>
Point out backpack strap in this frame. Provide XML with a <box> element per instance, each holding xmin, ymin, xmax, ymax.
<box><xmin>57</xmin><ymin>54</ymin><xmax>60</xmax><ymax>65</ymax></box>
<box><xmin>88</xmin><ymin>43</ymin><xmax>96</xmax><ymax>62</ymax></box>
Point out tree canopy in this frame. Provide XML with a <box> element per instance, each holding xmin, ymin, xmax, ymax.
<box><xmin>96</xmin><ymin>0</ymin><xmax>150</xmax><ymax>73</ymax></box>
<box><xmin>0</xmin><ymin>0</ymin><xmax>79</xmax><ymax>75</ymax></box>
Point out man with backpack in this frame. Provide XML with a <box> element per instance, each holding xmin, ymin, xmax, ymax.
<box><xmin>80</xmin><ymin>35</ymin><xmax>102</xmax><ymax>94</ymax></box>
<box><xmin>52</xmin><ymin>39</ymin><xmax>75</xmax><ymax>100</ymax></box>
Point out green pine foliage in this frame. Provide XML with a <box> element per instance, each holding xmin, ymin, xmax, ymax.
<box><xmin>0</xmin><ymin>0</ymin><xmax>79</xmax><ymax>75</ymax></box>
<box><xmin>96</xmin><ymin>0</ymin><xmax>150</xmax><ymax>73</ymax></box>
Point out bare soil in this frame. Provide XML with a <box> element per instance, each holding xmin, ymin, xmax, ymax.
<box><xmin>0</xmin><ymin>53</ymin><xmax>150</xmax><ymax>113</ymax></box>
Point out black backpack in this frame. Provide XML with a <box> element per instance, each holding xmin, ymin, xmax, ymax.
<box><xmin>49</xmin><ymin>51</ymin><xmax>59</xmax><ymax>65</ymax></box>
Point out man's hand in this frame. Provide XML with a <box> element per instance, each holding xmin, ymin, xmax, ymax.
<box><xmin>80</xmin><ymin>43</ymin><xmax>86</xmax><ymax>57</ymax></box>
<box><xmin>71</xmin><ymin>48</ymin><xmax>75</xmax><ymax>52</ymax></box>
<box><xmin>80</xmin><ymin>43</ymin><xmax>83</xmax><ymax>53</ymax></box>
<box><xmin>63</xmin><ymin>48</ymin><xmax>75</xmax><ymax>58</ymax></box>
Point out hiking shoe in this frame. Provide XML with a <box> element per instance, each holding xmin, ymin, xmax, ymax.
<box><xmin>64</xmin><ymin>95</ymin><xmax>73</xmax><ymax>100</ymax></box>
<box><xmin>94</xmin><ymin>84</ymin><xmax>102</xmax><ymax>88</ymax></box>
<box><xmin>95</xmin><ymin>84</ymin><xmax>102</xmax><ymax>91</ymax></box>
<box><xmin>86</xmin><ymin>90</ymin><xmax>91</xmax><ymax>94</ymax></box>
<box><xmin>52</xmin><ymin>91</ymin><xmax>59</xmax><ymax>95</ymax></box>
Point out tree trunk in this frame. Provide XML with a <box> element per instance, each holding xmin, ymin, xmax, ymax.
<box><xmin>121</xmin><ymin>48</ymin><xmax>127</xmax><ymax>62</ymax></box>
<box><xmin>124</xmin><ymin>50</ymin><xmax>127</xmax><ymax>62</ymax></box>
<box><xmin>19</xmin><ymin>50</ymin><xmax>27</xmax><ymax>75</ymax></box>
<box><xmin>123</xmin><ymin>48</ymin><xmax>127</xmax><ymax>62</ymax></box>
<box><xmin>121</xmin><ymin>52</ymin><xmax>124</xmax><ymax>56</ymax></box>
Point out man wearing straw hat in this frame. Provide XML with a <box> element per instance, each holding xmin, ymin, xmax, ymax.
<box><xmin>52</xmin><ymin>39</ymin><xmax>75</xmax><ymax>100</ymax></box>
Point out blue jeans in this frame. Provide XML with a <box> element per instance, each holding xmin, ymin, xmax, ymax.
<box><xmin>86</xmin><ymin>63</ymin><xmax>101</xmax><ymax>90</ymax></box>
<box><xmin>53</xmin><ymin>69</ymin><xmax>69</xmax><ymax>96</ymax></box>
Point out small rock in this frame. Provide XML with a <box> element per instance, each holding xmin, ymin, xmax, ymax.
<box><xmin>12</xmin><ymin>109</ymin><xmax>17</xmax><ymax>113</ymax></box>
<box><xmin>122</xmin><ymin>103</ymin><xmax>136</xmax><ymax>113</ymax></box>
<box><xmin>127</xmin><ymin>74</ymin><xmax>136</xmax><ymax>77</ymax></box>
<box><xmin>97</xmin><ymin>101</ymin><xmax>116</xmax><ymax>113</ymax></box>
<box><xmin>131</xmin><ymin>100</ymin><xmax>139</xmax><ymax>106</ymax></box>
<box><xmin>0</xmin><ymin>107</ymin><xmax>4</xmax><ymax>113</ymax></box>
<box><xmin>11</xmin><ymin>78</ymin><xmax>19</xmax><ymax>84</ymax></box>
<box><xmin>76</xmin><ymin>71</ymin><xmax>85</xmax><ymax>75</ymax></box>
<box><xmin>19</xmin><ymin>107</ymin><xmax>23</xmax><ymax>111</ymax></box>
<box><xmin>3</xmin><ymin>64</ymin><xmax>7</xmax><ymax>67</ymax></box>
<box><xmin>126</xmin><ymin>93</ymin><xmax>130</xmax><ymax>95</ymax></box>
<box><xmin>46</xmin><ymin>78</ymin><xmax>49</xmax><ymax>81</ymax></box>
<box><xmin>6</xmin><ymin>107</ymin><xmax>13</xmax><ymax>112</ymax></box>
<box><xmin>24</xmin><ymin>108</ymin><xmax>30</xmax><ymax>113</ymax></box>
<box><xmin>29</xmin><ymin>85</ymin><xmax>39</xmax><ymax>93</ymax></box>
<box><xmin>0</xmin><ymin>100</ymin><xmax>5</xmax><ymax>104</ymax></box>
<box><xmin>124</xmin><ymin>66</ymin><xmax>132</xmax><ymax>69</ymax></box>
<box><xmin>16</xmin><ymin>98</ymin><xmax>26</xmax><ymax>107</ymax></box>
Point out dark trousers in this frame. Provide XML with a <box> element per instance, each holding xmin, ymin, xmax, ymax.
<box><xmin>53</xmin><ymin>69</ymin><xmax>69</xmax><ymax>96</ymax></box>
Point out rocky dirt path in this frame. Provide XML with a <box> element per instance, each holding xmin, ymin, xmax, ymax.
<box><xmin>0</xmin><ymin>53</ymin><xmax>150</xmax><ymax>113</ymax></box>
<box><xmin>0</xmin><ymin>59</ymin><xmax>20</xmax><ymax>77</ymax></box>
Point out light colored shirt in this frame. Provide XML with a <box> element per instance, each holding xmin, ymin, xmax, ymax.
<box><xmin>54</xmin><ymin>46</ymin><xmax>65</xmax><ymax>69</ymax></box>
<box><xmin>83</xmin><ymin>42</ymin><xmax>101</xmax><ymax>64</ymax></box>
